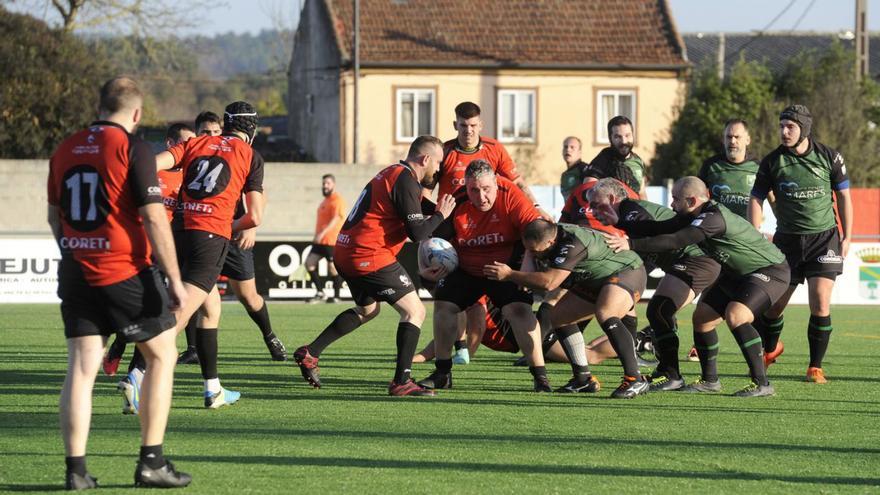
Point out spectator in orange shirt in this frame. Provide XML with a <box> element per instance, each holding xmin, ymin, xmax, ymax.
<box><xmin>305</xmin><ymin>174</ymin><xmax>346</xmax><ymax>302</ymax></box>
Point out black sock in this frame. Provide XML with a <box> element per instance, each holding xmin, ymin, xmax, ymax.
<box><xmin>621</xmin><ymin>314</ymin><xmax>639</xmax><ymax>342</ymax></box>
<box><xmin>65</xmin><ymin>455</ymin><xmax>86</xmax><ymax>476</ymax></box>
<box><xmin>808</xmin><ymin>314</ymin><xmax>832</xmax><ymax>367</ymax></box>
<box><xmin>128</xmin><ymin>347</ymin><xmax>146</xmax><ymax>373</ymax></box>
<box><xmin>310</xmin><ymin>309</ymin><xmax>362</xmax><ymax>356</ymax></box>
<box><xmin>453</xmin><ymin>340</ymin><xmax>466</xmax><ymax>351</ymax></box>
<box><xmin>332</xmin><ymin>276</ymin><xmax>343</xmax><ymax>297</ymax></box>
<box><xmin>247</xmin><ymin>301</ymin><xmax>274</xmax><ymax>339</ymax></box>
<box><xmin>694</xmin><ymin>330</ymin><xmax>719</xmax><ymax>382</ymax></box>
<box><xmin>394</xmin><ymin>322</ymin><xmax>420</xmax><ymax>384</ymax></box>
<box><xmin>308</xmin><ymin>269</ymin><xmax>324</xmax><ymax>293</ymax></box>
<box><xmin>758</xmin><ymin>315</ymin><xmax>784</xmax><ymax>353</ymax></box>
<box><xmin>196</xmin><ymin>328</ymin><xmax>219</xmax><ymax>380</ymax></box>
<box><xmin>109</xmin><ymin>335</ymin><xmax>127</xmax><ymax>358</ymax></box>
<box><xmin>577</xmin><ymin>318</ymin><xmax>591</xmax><ymax>332</ymax></box>
<box><xmin>436</xmin><ymin>358</ymin><xmax>453</xmax><ymax>374</ymax></box>
<box><xmin>647</xmin><ymin>296</ymin><xmax>680</xmax><ymax>378</ymax></box>
<box><xmin>529</xmin><ymin>365</ymin><xmax>547</xmax><ymax>379</ymax></box>
<box><xmin>732</xmin><ymin>323</ymin><xmax>767</xmax><ymax>386</ymax></box>
<box><xmin>184</xmin><ymin>316</ymin><xmax>198</xmax><ymax>348</ymax></box>
<box><xmin>139</xmin><ymin>444</ymin><xmax>165</xmax><ymax>470</ymax></box>
<box><xmin>602</xmin><ymin>317</ymin><xmax>640</xmax><ymax>377</ymax></box>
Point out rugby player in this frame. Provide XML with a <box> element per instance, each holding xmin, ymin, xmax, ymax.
<box><xmin>304</xmin><ymin>174</ymin><xmax>346</xmax><ymax>303</ymax></box>
<box><xmin>418</xmin><ymin>160</ymin><xmax>550</xmax><ymax>392</ymax></box>
<box><xmin>605</xmin><ymin>177</ymin><xmax>790</xmax><ymax>397</ymax></box>
<box><xmin>486</xmin><ymin>219</ymin><xmax>649</xmax><ymax>398</ymax></box>
<box><xmin>293</xmin><ymin>136</ymin><xmax>455</xmax><ymax>396</ymax></box>
<box><xmin>49</xmin><ymin>77</ymin><xmax>191</xmax><ymax>489</ymax></box>
<box><xmin>589</xmin><ymin>178</ymin><xmax>721</xmax><ymax>391</ymax></box>
<box><xmin>587</xmin><ymin>116</ymin><xmax>648</xmax><ymax>199</ymax></box>
<box><xmin>749</xmin><ymin>105</ymin><xmax>853</xmax><ymax>383</ymax></box>
<box><xmin>559</xmin><ymin>136</ymin><xmax>588</xmax><ymax>200</ymax></box>
<box><xmin>156</xmin><ymin>101</ymin><xmax>265</xmax><ymax>408</ymax></box>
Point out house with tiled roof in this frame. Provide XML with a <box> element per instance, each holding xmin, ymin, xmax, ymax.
<box><xmin>288</xmin><ymin>0</ymin><xmax>689</xmax><ymax>183</ymax></box>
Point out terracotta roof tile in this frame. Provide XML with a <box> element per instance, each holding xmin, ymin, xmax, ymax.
<box><xmin>325</xmin><ymin>0</ymin><xmax>687</xmax><ymax>68</ymax></box>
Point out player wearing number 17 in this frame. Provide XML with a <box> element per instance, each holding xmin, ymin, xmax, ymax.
<box><xmin>156</xmin><ymin>101</ymin><xmax>265</xmax><ymax>408</ymax></box>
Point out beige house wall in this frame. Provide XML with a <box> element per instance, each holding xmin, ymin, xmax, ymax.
<box><xmin>340</xmin><ymin>69</ymin><xmax>685</xmax><ymax>185</ymax></box>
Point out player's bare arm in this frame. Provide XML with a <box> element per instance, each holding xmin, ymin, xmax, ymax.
<box><xmin>155</xmin><ymin>150</ymin><xmax>176</xmax><ymax>171</ymax></box>
<box><xmin>836</xmin><ymin>187</ymin><xmax>853</xmax><ymax>257</ymax></box>
<box><xmin>46</xmin><ymin>205</ymin><xmax>62</xmax><ymax>242</ymax></box>
<box><xmin>748</xmin><ymin>195</ymin><xmax>764</xmax><ymax>230</ymax></box>
<box><xmin>484</xmin><ymin>261</ymin><xmax>568</xmax><ymax>292</ymax></box>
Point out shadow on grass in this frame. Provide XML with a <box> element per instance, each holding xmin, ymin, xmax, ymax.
<box><xmin>0</xmin><ymin>482</ymin><xmax>131</xmax><ymax>492</ymax></box>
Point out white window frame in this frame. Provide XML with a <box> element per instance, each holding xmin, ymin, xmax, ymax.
<box><xmin>395</xmin><ymin>88</ymin><xmax>436</xmax><ymax>142</ymax></box>
<box><xmin>496</xmin><ymin>89</ymin><xmax>537</xmax><ymax>143</ymax></box>
<box><xmin>596</xmin><ymin>89</ymin><xmax>637</xmax><ymax>143</ymax></box>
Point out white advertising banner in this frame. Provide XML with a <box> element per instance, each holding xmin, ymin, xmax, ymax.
<box><xmin>0</xmin><ymin>238</ymin><xmax>61</xmax><ymax>303</ymax></box>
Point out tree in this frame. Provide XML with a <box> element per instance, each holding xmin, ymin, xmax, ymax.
<box><xmin>651</xmin><ymin>59</ymin><xmax>776</xmax><ymax>182</ymax></box>
<box><xmin>0</xmin><ymin>6</ymin><xmax>111</xmax><ymax>158</ymax></box>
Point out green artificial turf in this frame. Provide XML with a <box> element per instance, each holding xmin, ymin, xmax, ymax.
<box><xmin>1</xmin><ymin>302</ymin><xmax>878</xmax><ymax>494</ymax></box>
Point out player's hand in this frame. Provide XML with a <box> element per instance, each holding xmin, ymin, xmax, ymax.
<box><xmin>483</xmin><ymin>261</ymin><xmax>512</xmax><ymax>281</ymax></box>
<box><xmin>420</xmin><ymin>264</ymin><xmax>450</xmax><ymax>282</ymax></box>
<box><xmin>237</xmin><ymin>228</ymin><xmax>257</xmax><ymax>250</ymax></box>
<box><xmin>436</xmin><ymin>194</ymin><xmax>456</xmax><ymax>219</ymax></box>
<box><xmin>841</xmin><ymin>237</ymin><xmax>850</xmax><ymax>258</ymax></box>
<box><xmin>602</xmin><ymin>232</ymin><xmax>630</xmax><ymax>253</ymax></box>
<box><xmin>166</xmin><ymin>277</ymin><xmax>188</xmax><ymax>312</ymax></box>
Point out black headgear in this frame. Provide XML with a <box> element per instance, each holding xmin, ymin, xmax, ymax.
<box><xmin>780</xmin><ymin>104</ymin><xmax>812</xmax><ymax>147</ymax></box>
<box><xmin>223</xmin><ymin>101</ymin><xmax>259</xmax><ymax>143</ymax></box>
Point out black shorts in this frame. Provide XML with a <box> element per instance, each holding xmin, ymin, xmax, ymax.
<box><xmin>664</xmin><ymin>255</ymin><xmax>722</xmax><ymax>296</ymax></box>
<box><xmin>221</xmin><ymin>242</ymin><xmax>255</xmax><ymax>281</ymax></box>
<box><xmin>567</xmin><ymin>265</ymin><xmax>647</xmax><ymax>304</ymax></box>
<box><xmin>774</xmin><ymin>227</ymin><xmax>844</xmax><ymax>285</ymax></box>
<box><xmin>339</xmin><ymin>261</ymin><xmax>416</xmax><ymax>306</ymax></box>
<box><xmin>175</xmin><ymin>230</ymin><xmax>229</xmax><ymax>293</ymax></box>
<box><xmin>435</xmin><ymin>270</ymin><xmax>533</xmax><ymax>310</ymax></box>
<box><xmin>58</xmin><ymin>259</ymin><xmax>176</xmax><ymax>342</ymax></box>
<box><xmin>309</xmin><ymin>244</ymin><xmax>335</xmax><ymax>260</ymax></box>
<box><xmin>700</xmin><ymin>262</ymin><xmax>791</xmax><ymax>317</ymax></box>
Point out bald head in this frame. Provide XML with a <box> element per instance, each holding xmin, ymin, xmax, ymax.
<box><xmin>669</xmin><ymin>176</ymin><xmax>709</xmax><ymax>216</ymax></box>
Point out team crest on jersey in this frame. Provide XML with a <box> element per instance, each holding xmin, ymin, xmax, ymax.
<box><xmin>711</xmin><ymin>184</ymin><xmax>731</xmax><ymax>196</ymax></box>
<box><xmin>554</xmin><ymin>257</ymin><xmax>566</xmax><ymax>265</ymax></box>
<box><xmin>490</xmin><ymin>213</ymin><xmax>500</xmax><ymax>223</ymax></box>
<box><xmin>399</xmin><ymin>274</ymin><xmax>412</xmax><ymax>287</ymax></box>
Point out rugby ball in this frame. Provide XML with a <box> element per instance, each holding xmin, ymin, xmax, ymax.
<box><xmin>418</xmin><ymin>238</ymin><xmax>459</xmax><ymax>272</ymax></box>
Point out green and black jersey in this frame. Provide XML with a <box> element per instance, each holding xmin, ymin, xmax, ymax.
<box><xmin>752</xmin><ymin>142</ymin><xmax>849</xmax><ymax>234</ymax></box>
<box><xmin>535</xmin><ymin>223</ymin><xmax>643</xmax><ymax>288</ymax></box>
<box><xmin>560</xmin><ymin>160</ymin><xmax>587</xmax><ymax>200</ymax></box>
<box><xmin>698</xmin><ymin>154</ymin><xmax>759</xmax><ymax>219</ymax></box>
<box><xmin>587</xmin><ymin>147</ymin><xmax>645</xmax><ymax>193</ymax></box>
<box><xmin>625</xmin><ymin>201</ymin><xmax>785</xmax><ymax>276</ymax></box>
<box><xmin>616</xmin><ymin>199</ymin><xmax>704</xmax><ymax>271</ymax></box>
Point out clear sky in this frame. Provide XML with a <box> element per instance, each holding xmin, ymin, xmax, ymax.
<box><xmin>6</xmin><ymin>0</ymin><xmax>880</xmax><ymax>36</ymax></box>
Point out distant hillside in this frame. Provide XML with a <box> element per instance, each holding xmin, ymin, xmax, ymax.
<box><xmin>182</xmin><ymin>29</ymin><xmax>293</xmax><ymax>79</ymax></box>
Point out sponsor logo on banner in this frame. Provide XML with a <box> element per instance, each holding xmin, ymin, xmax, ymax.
<box><xmin>0</xmin><ymin>239</ymin><xmax>62</xmax><ymax>303</ymax></box>
<box><xmin>857</xmin><ymin>247</ymin><xmax>880</xmax><ymax>300</ymax></box>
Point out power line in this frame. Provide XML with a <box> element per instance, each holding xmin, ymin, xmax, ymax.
<box><xmin>723</xmin><ymin>0</ymin><xmax>799</xmax><ymax>63</ymax></box>
<box><xmin>790</xmin><ymin>0</ymin><xmax>818</xmax><ymax>32</ymax></box>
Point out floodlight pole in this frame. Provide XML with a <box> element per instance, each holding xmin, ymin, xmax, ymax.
<box><xmin>353</xmin><ymin>0</ymin><xmax>360</xmax><ymax>164</ymax></box>
<box><xmin>856</xmin><ymin>0</ymin><xmax>868</xmax><ymax>81</ymax></box>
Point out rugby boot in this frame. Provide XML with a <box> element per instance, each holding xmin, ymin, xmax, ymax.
<box><xmin>680</xmin><ymin>378</ymin><xmax>722</xmax><ymax>393</ymax></box>
<box><xmin>452</xmin><ymin>347</ymin><xmax>470</xmax><ymax>365</ymax></box>
<box><xmin>763</xmin><ymin>341</ymin><xmax>785</xmax><ymax>368</ymax></box>
<box><xmin>117</xmin><ymin>372</ymin><xmax>140</xmax><ymax>415</ymax></box>
<box><xmin>264</xmin><ymin>335</ymin><xmax>287</xmax><ymax>361</ymax></box>
<box><xmin>555</xmin><ymin>375</ymin><xmax>601</xmax><ymax>393</ymax></box>
<box><xmin>649</xmin><ymin>374</ymin><xmax>686</xmax><ymax>392</ymax></box>
<box><xmin>293</xmin><ymin>345</ymin><xmax>321</xmax><ymax>388</ymax></box>
<box><xmin>533</xmin><ymin>374</ymin><xmax>552</xmax><ymax>393</ymax></box>
<box><xmin>417</xmin><ymin>369</ymin><xmax>453</xmax><ymax>390</ymax></box>
<box><xmin>176</xmin><ymin>346</ymin><xmax>199</xmax><ymax>365</ymax></box>
<box><xmin>102</xmin><ymin>337</ymin><xmax>125</xmax><ymax>376</ymax></box>
<box><xmin>388</xmin><ymin>380</ymin><xmax>436</xmax><ymax>397</ymax></box>
<box><xmin>805</xmin><ymin>366</ymin><xmax>828</xmax><ymax>384</ymax></box>
<box><xmin>204</xmin><ymin>387</ymin><xmax>241</xmax><ymax>409</ymax></box>
<box><xmin>610</xmin><ymin>375</ymin><xmax>649</xmax><ymax>399</ymax></box>
<box><xmin>733</xmin><ymin>381</ymin><xmax>775</xmax><ymax>398</ymax></box>
<box><xmin>134</xmin><ymin>460</ymin><xmax>192</xmax><ymax>488</ymax></box>
<box><xmin>65</xmin><ymin>471</ymin><xmax>98</xmax><ymax>490</ymax></box>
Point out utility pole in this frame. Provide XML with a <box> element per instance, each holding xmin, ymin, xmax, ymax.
<box><xmin>856</xmin><ymin>0</ymin><xmax>868</xmax><ymax>81</ymax></box>
<box><xmin>353</xmin><ymin>0</ymin><xmax>360</xmax><ymax>164</ymax></box>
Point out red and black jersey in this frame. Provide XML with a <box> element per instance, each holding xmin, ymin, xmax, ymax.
<box><xmin>157</xmin><ymin>168</ymin><xmax>183</xmax><ymax>222</ymax></box>
<box><xmin>48</xmin><ymin>121</ymin><xmax>162</xmax><ymax>286</ymax></box>
<box><xmin>559</xmin><ymin>179</ymin><xmax>637</xmax><ymax>236</ymax></box>
<box><xmin>438</xmin><ymin>136</ymin><xmax>520</xmax><ymax>198</ymax></box>
<box><xmin>167</xmin><ymin>134</ymin><xmax>264</xmax><ymax>239</ymax></box>
<box><xmin>437</xmin><ymin>176</ymin><xmax>540</xmax><ymax>277</ymax></box>
<box><xmin>335</xmin><ymin>162</ymin><xmax>444</xmax><ymax>276</ymax></box>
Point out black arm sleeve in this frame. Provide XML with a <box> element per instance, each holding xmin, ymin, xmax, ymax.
<box><xmin>128</xmin><ymin>137</ymin><xmax>162</xmax><ymax>207</ymax></box>
<box><xmin>618</xmin><ymin>215</ymin><xmax>690</xmax><ymax>237</ymax></box>
<box><xmin>390</xmin><ymin>172</ymin><xmax>444</xmax><ymax>241</ymax></box>
<box><xmin>751</xmin><ymin>156</ymin><xmax>773</xmax><ymax>200</ymax></box>
<box><xmin>244</xmin><ymin>150</ymin><xmax>265</xmax><ymax>193</ymax></box>
<box><xmin>629</xmin><ymin>226</ymin><xmax>707</xmax><ymax>252</ymax></box>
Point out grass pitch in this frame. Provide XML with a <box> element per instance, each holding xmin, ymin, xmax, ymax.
<box><xmin>1</xmin><ymin>302</ymin><xmax>879</xmax><ymax>494</ymax></box>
